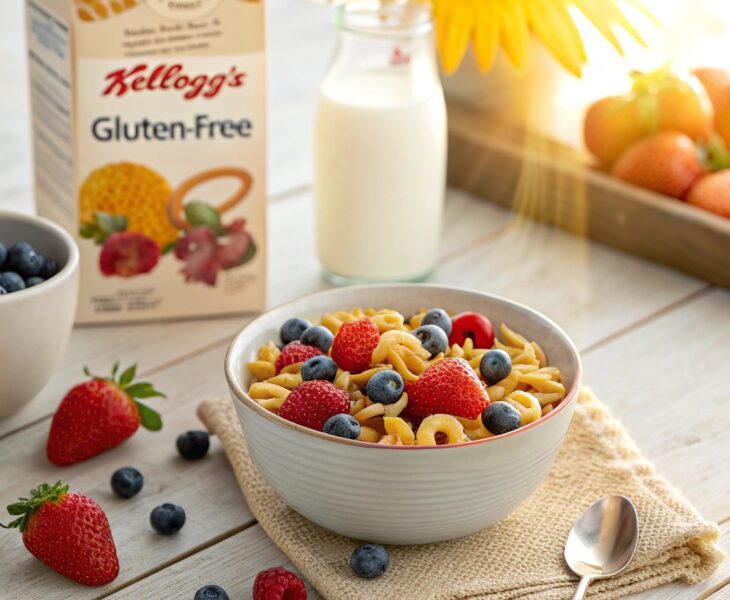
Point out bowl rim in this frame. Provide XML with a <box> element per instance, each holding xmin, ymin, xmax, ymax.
<box><xmin>0</xmin><ymin>210</ymin><xmax>79</xmax><ymax>302</ymax></box>
<box><xmin>225</xmin><ymin>283</ymin><xmax>582</xmax><ymax>451</ymax></box>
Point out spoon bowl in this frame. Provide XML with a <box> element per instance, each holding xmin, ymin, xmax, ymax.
<box><xmin>565</xmin><ymin>495</ymin><xmax>639</xmax><ymax>599</ymax></box>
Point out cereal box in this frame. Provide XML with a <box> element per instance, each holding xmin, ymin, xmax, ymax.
<box><xmin>25</xmin><ymin>0</ymin><xmax>266</xmax><ymax>322</ymax></box>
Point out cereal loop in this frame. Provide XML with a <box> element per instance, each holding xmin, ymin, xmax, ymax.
<box><xmin>384</xmin><ymin>417</ymin><xmax>415</xmax><ymax>445</ymax></box>
<box><xmin>371</xmin><ymin>330</ymin><xmax>428</xmax><ymax>364</ymax></box>
<box><xmin>506</xmin><ymin>390</ymin><xmax>542</xmax><ymax>425</ymax></box>
<box><xmin>354</xmin><ymin>403</ymin><xmax>385</xmax><ymax>423</ymax></box>
<box><xmin>416</xmin><ymin>414</ymin><xmax>466</xmax><ymax>446</ymax></box>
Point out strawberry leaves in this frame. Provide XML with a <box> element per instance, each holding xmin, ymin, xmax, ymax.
<box><xmin>84</xmin><ymin>362</ymin><xmax>165</xmax><ymax>431</ymax></box>
<box><xmin>2</xmin><ymin>482</ymin><xmax>69</xmax><ymax>532</ymax></box>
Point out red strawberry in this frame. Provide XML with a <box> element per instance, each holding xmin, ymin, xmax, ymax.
<box><xmin>275</xmin><ymin>342</ymin><xmax>323</xmax><ymax>374</ymax></box>
<box><xmin>407</xmin><ymin>358</ymin><xmax>489</xmax><ymax>420</ymax></box>
<box><xmin>278</xmin><ymin>381</ymin><xmax>350</xmax><ymax>430</ymax></box>
<box><xmin>47</xmin><ymin>363</ymin><xmax>164</xmax><ymax>466</ymax></box>
<box><xmin>2</xmin><ymin>482</ymin><xmax>119</xmax><ymax>585</ymax></box>
<box><xmin>449</xmin><ymin>312</ymin><xmax>495</xmax><ymax>348</ymax></box>
<box><xmin>99</xmin><ymin>231</ymin><xmax>160</xmax><ymax>277</ymax></box>
<box><xmin>253</xmin><ymin>566</ymin><xmax>307</xmax><ymax>600</ymax></box>
<box><xmin>331</xmin><ymin>319</ymin><xmax>380</xmax><ymax>373</ymax></box>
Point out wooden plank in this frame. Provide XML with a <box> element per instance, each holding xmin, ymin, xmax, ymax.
<box><xmin>432</xmin><ymin>216</ymin><xmax>707</xmax><ymax>351</ymax></box>
<box><xmin>110</xmin><ymin>519</ymin><xmax>729</xmax><ymax>600</ymax></box>
<box><xmin>582</xmin><ymin>287</ymin><xmax>730</xmax><ymax>524</ymax></box>
<box><xmin>0</xmin><ymin>343</ymin><xmax>254</xmax><ymax>600</ymax></box>
<box><xmin>267</xmin><ymin>0</ymin><xmax>334</xmax><ymax>195</ymax></box>
<box><xmin>0</xmin><ymin>188</ymin><xmax>320</xmax><ymax>436</ymax></box>
<box><xmin>108</xmin><ymin>525</ymin><xmax>322</xmax><ymax>600</ymax></box>
<box><xmin>267</xmin><ymin>187</ymin><xmax>513</xmax><ymax>307</ymax></box>
<box><xmin>0</xmin><ymin>186</ymin><xmax>508</xmax><ymax>436</ymax></box>
<box><xmin>447</xmin><ymin>101</ymin><xmax>730</xmax><ymax>289</ymax></box>
<box><xmin>0</xmin><ymin>315</ymin><xmax>250</xmax><ymax>438</ymax></box>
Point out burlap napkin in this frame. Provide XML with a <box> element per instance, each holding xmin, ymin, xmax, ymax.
<box><xmin>197</xmin><ymin>388</ymin><xmax>724</xmax><ymax>599</ymax></box>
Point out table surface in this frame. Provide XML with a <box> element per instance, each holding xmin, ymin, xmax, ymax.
<box><xmin>1</xmin><ymin>1</ymin><xmax>729</xmax><ymax>599</ymax></box>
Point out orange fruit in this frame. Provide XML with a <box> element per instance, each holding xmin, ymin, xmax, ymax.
<box><xmin>611</xmin><ymin>132</ymin><xmax>705</xmax><ymax>199</ymax></box>
<box><xmin>693</xmin><ymin>68</ymin><xmax>730</xmax><ymax>149</ymax></box>
<box><xmin>687</xmin><ymin>170</ymin><xmax>730</xmax><ymax>219</ymax></box>
<box><xmin>584</xmin><ymin>68</ymin><xmax>714</xmax><ymax>166</ymax></box>
<box><xmin>584</xmin><ymin>96</ymin><xmax>646</xmax><ymax>166</ymax></box>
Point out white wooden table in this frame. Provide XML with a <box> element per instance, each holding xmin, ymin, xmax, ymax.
<box><xmin>1</xmin><ymin>1</ymin><xmax>728</xmax><ymax>598</ymax></box>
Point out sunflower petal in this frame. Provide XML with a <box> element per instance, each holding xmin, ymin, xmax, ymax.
<box><xmin>527</xmin><ymin>0</ymin><xmax>585</xmax><ymax>77</ymax></box>
<box><xmin>571</xmin><ymin>0</ymin><xmax>624</xmax><ymax>55</ymax></box>
<box><xmin>472</xmin><ymin>0</ymin><xmax>500</xmax><ymax>72</ymax></box>
<box><xmin>577</xmin><ymin>0</ymin><xmax>652</xmax><ymax>49</ymax></box>
<box><xmin>498</xmin><ymin>0</ymin><xmax>530</xmax><ymax>70</ymax></box>
<box><xmin>432</xmin><ymin>0</ymin><xmax>474</xmax><ymax>74</ymax></box>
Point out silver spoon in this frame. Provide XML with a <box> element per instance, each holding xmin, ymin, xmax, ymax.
<box><xmin>564</xmin><ymin>495</ymin><xmax>639</xmax><ymax>600</ymax></box>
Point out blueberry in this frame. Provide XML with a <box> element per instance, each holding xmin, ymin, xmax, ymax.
<box><xmin>365</xmin><ymin>370</ymin><xmax>404</xmax><ymax>405</ymax></box>
<box><xmin>176</xmin><ymin>430</ymin><xmax>210</xmax><ymax>460</ymax></box>
<box><xmin>481</xmin><ymin>401</ymin><xmax>521</xmax><ymax>435</ymax></box>
<box><xmin>0</xmin><ymin>272</ymin><xmax>25</xmax><ymax>293</ymax></box>
<box><xmin>300</xmin><ymin>325</ymin><xmax>334</xmax><ymax>353</ymax></box>
<box><xmin>25</xmin><ymin>276</ymin><xmax>45</xmax><ymax>287</ymax></box>
<box><xmin>5</xmin><ymin>241</ymin><xmax>43</xmax><ymax>278</ymax></box>
<box><xmin>301</xmin><ymin>355</ymin><xmax>338</xmax><ymax>382</ymax></box>
<box><xmin>479</xmin><ymin>349</ymin><xmax>512</xmax><ymax>385</ymax></box>
<box><xmin>0</xmin><ymin>286</ymin><xmax>6</xmax><ymax>295</ymax></box>
<box><xmin>421</xmin><ymin>308</ymin><xmax>452</xmax><ymax>335</ymax></box>
<box><xmin>39</xmin><ymin>257</ymin><xmax>60</xmax><ymax>279</ymax></box>
<box><xmin>280</xmin><ymin>317</ymin><xmax>311</xmax><ymax>345</ymax></box>
<box><xmin>350</xmin><ymin>543</ymin><xmax>389</xmax><ymax>579</ymax></box>
<box><xmin>194</xmin><ymin>585</ymin><xmax>229</xmax><ymax>600</ymax></box>
<box><xmin>111</xmin><ymin>466</ymin><xmax>144</xmax><ymax>499</ymax></box>
<box><xmin>323</xmin><ymin>413</ymin><xmax>361</xmax><ymax>439</ymax></box>
<box><xmin>413</xmin><ymin>325</ymin><xmax>448</xmax><ymax>358</ymax></box>
<box><xmin>0</xmin><ymin>241</ymin><xmax>6</xmax><ymax>268</ymax></box>
<box><xmin>150</xmin><ymin>503</ymin><xmax>186</xmax><ymax>535</ymax></box>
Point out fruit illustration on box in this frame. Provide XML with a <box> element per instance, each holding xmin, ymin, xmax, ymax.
<box><xmin>584</xmin><ymin>66</ymin><xmax>730</xmax><ymax>220</ymax></box>
<box><xmin>2</xmin><ymin>482</ymin><xmax>119</xmax><ymax>586</ymax></box>
<box><xmin>79</xmin><ymin>162</ymin><xmax>257</xmax><ymax>283</ymax></box>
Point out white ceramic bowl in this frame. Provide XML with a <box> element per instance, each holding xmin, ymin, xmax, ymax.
<box><xmin>225</xmin><ymin>285</ymin><xmax>581</xmax><ymax>544</ymax></box>
<box><xmin>0</xmin><ymin>211</ymin><xmax>79</xmax><ymax>417</ymax></box>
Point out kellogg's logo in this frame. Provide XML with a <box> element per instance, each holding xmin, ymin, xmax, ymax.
<box><xmin>102</xmin><ymin>64</ymin><xmax>246</xmax><ymax>100</ymax></box>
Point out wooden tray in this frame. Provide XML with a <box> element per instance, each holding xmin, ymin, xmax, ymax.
<box><xmin>447</xmin><ymin>101</ymin><xmax>730</xmax><ymax>288</ymax></box>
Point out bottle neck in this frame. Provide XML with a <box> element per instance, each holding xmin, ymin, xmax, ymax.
<box><xmin>337</xmin><ymin>1</ymin><xmax>433</xmax><ymax>38</ymax></box>
<box><xmin>322</xmin><ymin>3</ymin><xmax>440</xmax><ymax>106</ymax></box>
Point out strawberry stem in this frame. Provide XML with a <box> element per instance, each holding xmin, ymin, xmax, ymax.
<box><xmin>82</xmin><ymin>363</ymin><xmax>166</xmax><ymax>431</ymax></box>
<box><xmin>698</xmin><ymin>133</ymin><xmax>730</xmax><ymax>171</ymax></box>
<box><xmin>1</xmin><ymin>482</ymin><xmax>69</xmax><ymax>532</ymax></box>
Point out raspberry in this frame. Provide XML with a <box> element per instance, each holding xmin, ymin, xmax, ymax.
<box><xmin>407</xmin><ymin>358</ymin><xmax>489</xmax><ymax>420</ymax></box>
<box><xmin>253</xmin><ymin>567</ymin><xmax>307</xmax><ymax>600</ymax></box>
<box><xmin>99</xmin><ymin>232</ymin><xmax>160</xmax><ymax>278</ymax></box>
<box><xmin>275</xmin><ymin>342</ymin><xmax>323</xmax><ymax>374</ymax></box>
<box><xmin>331</xmin><ymin>319</ymin><xmax>380</xmax><ymax>373</ymax></box>
<box><xmin>278</xmin><ymin>381</ymin><xmax>349</xmax><ymax>430</ymax></box>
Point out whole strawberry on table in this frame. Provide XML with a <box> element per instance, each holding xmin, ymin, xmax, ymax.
<box><xmin>47</xmin><ymin>362</ymin><xmax>165</xmax><ymax>465</ymax></box>
<box><xmin>2</xmin><ymin>482</ymin><xmax>119</xmax><ymax>585</ymax></box>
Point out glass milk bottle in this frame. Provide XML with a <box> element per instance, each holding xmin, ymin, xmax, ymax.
<box><xmin>315</xmin><ymin>1</ymin><xmax>446</xmax><ymax>283</ymax></box>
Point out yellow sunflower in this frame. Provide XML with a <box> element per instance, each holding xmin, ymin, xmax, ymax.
<box><xmin>429</xmin><ymin>0</ymin><xmax>655</xmax><ymax>76</ymax></box>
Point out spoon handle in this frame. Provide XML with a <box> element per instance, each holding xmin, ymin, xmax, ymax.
<box><xmin>572</xmin><ymin>576</ymin><xmax>592</xmax><ymax>600</ymax></box>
